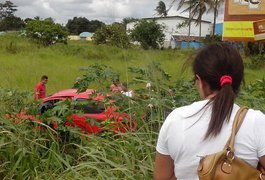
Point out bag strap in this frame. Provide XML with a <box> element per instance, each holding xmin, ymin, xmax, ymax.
<box><xmin>224</xmin><ymin>106</ymin><xmax>248</xmax><ymax>152</ymax></box>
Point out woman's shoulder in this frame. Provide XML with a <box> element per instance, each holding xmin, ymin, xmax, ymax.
<box><xmin>171</xmin><ymin>99</ymin><xmax>210</xmax><ymax>116</ymax></box>
<box><xmin>165</xmin><ymin>99</ymin><xmax>210</xmax><ymax>124</ymax></box>
<box><xmin>245</xmin><ymin>108</ymin><xmax>265</xmax><ymax>125</ymax></box>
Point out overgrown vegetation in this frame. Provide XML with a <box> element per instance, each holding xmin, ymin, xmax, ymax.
<box><xmin>25</xmin><ymin>18</ymin><xmax>68</xmax><ymax>46</ymax></box>
<box><xmin>1</xmin><ymin>58</ymin><xmax>265</xmax><ymax>178</ymax></box>
<box><xmin>129</xmin><ymin>20</ymin><xmax>165</xmax><ymax>49</ymax></box>
<box><xmin>0</xmin><ymin>0</ymin><xmax>25</xmax><ymax>31</ymax></box>
<box><xmin>66</xmin><ymin>17</ymin><xmax>105</xmax><ymax>35</ymax></box>
<box><xmin>92</xmin><ymin>23</ymin><xmax>130</xmax><ymax>48</ymax></box>
<box><xmin>0</xmin><ymin>61</ymin><xmax>196</xmax><ymax>179</ymax></box>
<box><xmin>0</xmin><ymin>33</ymin><xmax>264</xmax><ymax>179</ymax></box>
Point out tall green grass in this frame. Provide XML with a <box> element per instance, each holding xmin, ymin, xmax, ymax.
<box><xmin>1</xmin><ymin>32</ymin><xmax>265</xmax><ymax>179</ymax></box>
<box><xmin>1</xmin><ymin>33</ymin><xmax>264</xmax><ymax>95</ymax></box>
<box><xmin>1</xmin><ymin>76</ymin><xmax>265</xmax><ymax>179</ymax></box>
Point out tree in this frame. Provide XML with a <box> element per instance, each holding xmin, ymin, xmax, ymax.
<box><xmin>0</xmin><ymin>1</ymin><xmax>25</xmax><ymax>31</ymax></box>
<box><xmin>174</xmin><ymin>0</ymin><xmax>224</xmax><ymax>38</ymax></box>
<box><xmin>168</xmin><ymin>0</ymin><xmax>209</xmax><ymax>46</ymax></box>
<box><xmin>0</xmin><ymin>0</ymin><xmax>17</xmax><ymax>20</ymax></box>
<box><xmin>66</xmin><ymin>17</ymin><xmax>105</xmax><ymax>35</ymax></box>
<box><xmin>25</xmin><ymin>18</ymin><xmax>68</xmax><ymax>46</ymax></box>
<box><xmin>181</xmin><ymin>0</ymin><xmax>211</xmax><ymax>37</ymax></box>
<box><xmin>155</xmin><ymin>1</ymin><xmax>168</xmax><ymax>17</ymax></box>
<box><xmin>122</xmin><ymin>17</ymin><xmax>138</xmax><ymax>28</ymax></box>
<box><xmin>89</xmin><ymin>20</ymin><xmax>105</xmax><ymax>32</ymax></box>
<box><xmin>92</xmin><ymin>23</ymin><xmax>130</xmax><ymax>48</ymax></box>
<box><xmin>0</xmin><ymin>16</ymin><xmax>25</xmax><ymax>31</ymax></box>
<box><xmin>210</xmin><ymin>0</ymin><xmax>224</xmax><ymax>37</ymax></box>
<box><xmin>130</xmin><ymin>20</ymin><xmax>165</xmax><ymax>49</ymax></box>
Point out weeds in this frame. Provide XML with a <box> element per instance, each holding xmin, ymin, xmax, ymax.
<box><xmin>0</xmin><ymin>33</ymin><xmax>265</xmax><ymax>178</ymax></box>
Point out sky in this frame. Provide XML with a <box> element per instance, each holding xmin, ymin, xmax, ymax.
<box><xmin>10</xmin><ymin>0</ymin><xmax>224</xmax><ymax>25</ymax></box>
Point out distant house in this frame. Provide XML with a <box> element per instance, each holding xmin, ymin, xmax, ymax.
<box><xmin>68</xmin><ymin>35</ymin><xmax>80</xmax><ymax>40</ymax></box>
<box><xmin>127</xmin><ymin>15</ymin><xmax>212</xmax><ymax>48</ymax></box>
<box><xmin>79</xmin><ymin>32</ymin><xmax>93</xmax><ymax>41</ymax></box>
<box><xmin>170</xmin><ymin>35</ymin><xmax>204</xmax><ymax>49</ymax></box>
<box><xmin>68</xmin><ymin>32</ymin><xmax>94</xmax><ymax>41</ymax></box>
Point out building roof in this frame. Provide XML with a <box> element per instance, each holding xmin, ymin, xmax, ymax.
<box><xmin>172</xmin><ymin>35</ymin><xmax>204</xmax><ymax>42</ymax></box>
<box><xmin>79</xmin><ymin>32</ymin><xmax>93</xmax><ymax>37</ymax></box>
<box><xmin>142</xmin><ymin>15</ymin><xmax>211</xmax><ymax>24</ymax></box>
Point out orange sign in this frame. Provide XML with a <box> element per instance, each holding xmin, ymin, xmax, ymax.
<box><xmin>228</xmin><ymin>0</ymin><xmax>265</xmax><ymax>15</ymax></box>
<box><xmin>223</xmin><ymin>0</ymin><xmax>265</xmax><ymax>41</ymax></box>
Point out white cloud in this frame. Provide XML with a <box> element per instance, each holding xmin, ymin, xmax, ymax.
<box><xmin>10</xmin><ymin>0</ymin><xmax>224</xmax><ymax>24</ymax></box>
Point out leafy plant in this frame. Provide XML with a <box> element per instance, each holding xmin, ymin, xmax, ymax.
<box><xmin>202</xmin><ymin>34</ymin><xmax>222</xmax><ymax>44</ymax></box>
<box><xmin>0</xmin><ymin>88</ymin><xmax>38</xmax><ymax>116</ymax></box>
<box><xmin>246</xmin><ymin>54</ymin><xmax>265</xmax><ymax>69</ymax></box>
<box><xmin>74</xmin><ymin>64</ymin><xmax>117</xmax><ymax>92</ymax></box>
<box><xmin>92</xmin><ymin>23</ymin><xmax>130</xmax><ymax>48</ymax></box>
<box><xmin>25</xmin><ymin>18</ymin><xmax>68</xmax><ymax>46</ymax></box>
<box><xmin>238</xmin><ymin>78</ymin><xmax>265</xmax><ymax>112</ymax></box>
<box><xmin>129</xmin><ymin>20</ymin><xmax>165</xmax><ymax>49</ymax></box>
<box><xmin>1</xmin><ymin>49</ymin><xmax>265</xmax><ymax>179</ymax></box>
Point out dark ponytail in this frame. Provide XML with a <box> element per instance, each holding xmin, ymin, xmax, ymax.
<box><xmin>192</xmin><ymin>43</ymin><xmax>244</xmax><ymax>139</ymax></box>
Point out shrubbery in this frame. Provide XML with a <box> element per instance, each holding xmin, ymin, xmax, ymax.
<box><xmin>129</xmin><ymin>20</ymin><xmax>165</xmax><ymax>49</ymax></box>
<box><xmin>25</xmin><ymin>18</ymin><xmax>68</xmax><ymax>46</ymax></box>
<box><xmin>1</xmin><ymin>60</ymin><xmax>265</xmax><ymax>178</ymax></box>
<box><xmin>92</xmin><ymin>23</ymin><xmax>130</xmax><ymax>48</ymax></box>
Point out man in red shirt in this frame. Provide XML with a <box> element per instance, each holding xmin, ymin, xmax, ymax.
<box><xmin>35</xmin><ymin>75</ymin><xmax>48</xmax><ymax>99</ymax></box>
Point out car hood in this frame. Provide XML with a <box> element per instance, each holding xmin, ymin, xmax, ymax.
<box><xmin>43</xmin><ymin>89</ymin><xmax>96</xmax><ymax>102</ymax></box>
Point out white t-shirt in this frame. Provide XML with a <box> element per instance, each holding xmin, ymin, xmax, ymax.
<box><xmin>121</xmin><ymin>90</ymin><xmax>133</xmax><ymax>97</ymax></box>
<box><xmin>156</xmin><ymin>99</ymin><xmax>265</xmax><ymax>180</ymax></box>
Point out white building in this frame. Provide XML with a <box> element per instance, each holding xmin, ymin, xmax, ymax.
<box><xmin>127</xmin><ymin>16</ymin><xmax>212</xmax><ymax>48</ymax></box>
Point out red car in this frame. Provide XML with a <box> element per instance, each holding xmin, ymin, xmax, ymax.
<box><xmin>18</xmin><ymin>89</ymin><xmax>136</xmax><ymax>134</ymax></box>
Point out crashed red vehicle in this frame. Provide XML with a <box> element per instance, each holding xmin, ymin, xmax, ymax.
<box><xmin>15</xmin><ymin>89</ymin><xmax>137</xmax><ymax>134</ymax></box>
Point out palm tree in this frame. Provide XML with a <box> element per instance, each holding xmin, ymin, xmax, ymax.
<box><xmin>175</xmin><ymin>0</ymin><xmax>193</xmax><ymax>47</ymax></box>
<box><xmin>155</xmin><ymin>1</ymin><xmax>168</xmax><ymax>17</ymax></box>
<box><xmin>182</xmin><ymin>0</ymin><xmax>212</xmax><ymax>37</ymax></box>
<box><xmin>210</xmin><ymin>0</ymin><xmax>224</xmax><ymax>37</ymax></box>
<box><xmin>170</xmin><ymin>0</ymin><xmax>223</xmax><ymax>39</ymax></box>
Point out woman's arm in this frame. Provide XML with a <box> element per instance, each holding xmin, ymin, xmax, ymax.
<box><xmin>260</xmin><ymin>155</ymin><xmax>265</xmax><ymax>169</ymax></box>
<box><xmin>154</xmin><ymin>151</ymin><xmax>176</xmax><ymax>180</ymax></box>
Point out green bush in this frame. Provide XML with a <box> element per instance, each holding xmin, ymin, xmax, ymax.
<box><xmin>202</xmin><ymin>34</ymin><xmax>222</xmax><ymax>44</ymax></box>
<box><xmin>92</xmin><ymin>23</ymin><xmax>130</xmax><ymax>49</ymax></box>
<box><xmin>1</xmin><ymin>61</ymin><xmax>265</xmax><ymax>179</ymax></box>
<box><xmin>25</xmin><ymin>18</ymin><xmax>68</xmax><ymax>46</ymax></box>
<box><xmin>246</xmin><ymin>54</ymin><xmax>265</xmax><ymax>69</ymax></box>
<box><xmin>130</xmin><ymin>20</ymin><xmax>165</xmax><ymax>49</ymax></box>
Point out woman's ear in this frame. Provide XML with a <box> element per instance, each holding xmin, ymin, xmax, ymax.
<box><xmin>195</xmin><ymin>75</ymin><xmax>203</xmax><ymax>90</ymax></box>
<box><xmin>195</xmin><ymin>75</ymin><xmax>207</xmax><ymax>99</ymax></box>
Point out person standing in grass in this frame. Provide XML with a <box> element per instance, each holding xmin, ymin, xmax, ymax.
<box><xmin>154</xmin><ymin>43</ymin><xmax>265</xmax><ymax>179</ymax></box>
<box><xmin>110</xmin><ymin>76</ymin><xmax>123</xmax><ymax>93</ymax></box>
<box><xmin>35</xmin><ymin>75</ymin><xmax>48</xmax><ymax>99</ymax></box>
<box><xmin>121</xmin><ymin>82</ymin><xmax>134</xmax><ymax>97</ymax></box>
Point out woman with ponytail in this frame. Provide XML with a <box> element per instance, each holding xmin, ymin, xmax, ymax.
<box><xmin>154</xmin><ymin>43</ymin><xmax>265</xmax><ymax>180</ymax></box>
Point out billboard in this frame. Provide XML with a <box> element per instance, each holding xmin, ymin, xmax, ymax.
<box><xmin>253</xmin><ymin>19</ymin><xmax>265</xmax><ymax>40</ymax></box>
<box><xmin>223</xmin><ymin>0</ymin><xmax>265</xmax><ymax>41</ymax></box>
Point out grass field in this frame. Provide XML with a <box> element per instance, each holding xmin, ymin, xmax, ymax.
<box><xmin>1</xmin><ymin>33</ymin><xmax>264</xmax><ymax>95</ymax></box>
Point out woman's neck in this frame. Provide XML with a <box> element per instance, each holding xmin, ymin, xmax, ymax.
<box><xmin>205</xmin><ymin>92</ymin><xmax>217</xmax><ymax>100</ymax></box>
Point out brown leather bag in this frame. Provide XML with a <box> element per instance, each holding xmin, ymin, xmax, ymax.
<box><xmin>197</xmin><ymin>107</ymin><xmax>265</xmax><ymax>180</ymax></box>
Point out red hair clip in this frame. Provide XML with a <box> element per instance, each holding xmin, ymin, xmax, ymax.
<box><xmin>220</xmin><ymin>75</ymin><xmax>232</xmax><ymax>87</ymax></box>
